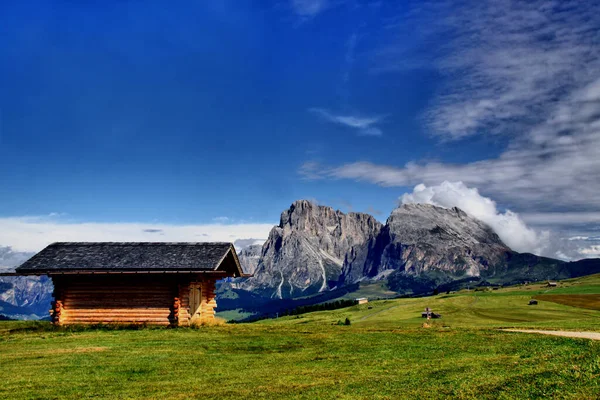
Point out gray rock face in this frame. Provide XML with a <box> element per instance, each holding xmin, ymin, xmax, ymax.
<box><xmin>0</xmin><ymin>276</ymin><xmax>53</xmax><ymax>317</ymax></box>
<box><xmin>242</xmin><ymin>200</ymin><xmax>382</xmax><ymax>298</ymax></box>
<box><xmin>340</xmin><ymin>203</ymin><xmax>510</xmax><ymax>285</ymax></box>
<box><xmin>237</xmin><ymin>244</ymin><xmax>262</xmax><ymax>275</ymax></box>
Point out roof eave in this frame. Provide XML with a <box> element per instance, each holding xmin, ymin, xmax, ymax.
<box><xmin>213</xmin><ymin>244</ymin><xmax>245</xmax><ymax>277</ymax></box>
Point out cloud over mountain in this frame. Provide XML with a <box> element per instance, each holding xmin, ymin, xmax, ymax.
<box><xmin>401</xmin><ymin>182</ymin><xmax>545</xmax><ymax>255</ymax></box>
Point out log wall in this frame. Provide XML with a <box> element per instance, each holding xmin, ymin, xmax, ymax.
<box><xmin>50</xmin><ymin>275</ymin><xmax>219</xmax><ymax>326</ymax></box>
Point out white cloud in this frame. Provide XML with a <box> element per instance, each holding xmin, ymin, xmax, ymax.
<box><xmin>309</xmin><ymin>108</ymin><xmax>384</xmax><ymax>136</ymax></box>
<box><xmin>400</xmin><ymin>181</ymin><xmax>545</xmax><ymax>254</ymax></box>
<box><xmin>0</xmin><ymin>216</ymin><xmax>274</xmax><ymax>253</ymax></box>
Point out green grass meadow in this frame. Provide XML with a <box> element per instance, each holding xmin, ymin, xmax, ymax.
<box><xmin>1</xmin><ymin>275</ymin><xmax>599</xmax><ymax>399</ymax></box>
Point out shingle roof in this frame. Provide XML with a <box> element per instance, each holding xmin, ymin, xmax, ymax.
<box><xmin>15</xmin><ymin>242</ymin><xmax>243</xmax><ymax>276</ymax></box>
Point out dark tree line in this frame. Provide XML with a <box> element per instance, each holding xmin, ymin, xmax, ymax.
<box><xmin>230</xmin><ymin>298</ymin><xmax>359</xmax><ymax>323</ymax></box>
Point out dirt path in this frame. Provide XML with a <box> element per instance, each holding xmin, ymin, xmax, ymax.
<box><xmin>503</xmin><ymin>329</ymin><xmax>600</xmax><ymax>340</ymax></box>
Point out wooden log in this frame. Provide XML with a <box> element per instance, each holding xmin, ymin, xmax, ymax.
<box><xmin>64</xmin><ymin>310</ymin><xmax>171</xmax><ymax>315</ymax></box>
<box><xmin>65</xmin><ymin>317</ymin><xmax>171</xmax><ymax>322</ymax></box>
<box><xmin>63</xmin><ymin>298</ymin><xmax>174</xmax><ymax>304</ymax></box>
<box><xmin>63</xmin><ymin>320</ymin><xmax>172</xmax><ymax>325</ymax></box>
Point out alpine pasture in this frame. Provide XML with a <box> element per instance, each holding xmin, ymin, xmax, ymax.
<box><xmin>1</xmin><ymin>275</ymin><xmax>599</xmax><ymax>399</ymax></box>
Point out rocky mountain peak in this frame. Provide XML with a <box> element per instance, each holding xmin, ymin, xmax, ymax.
<box><xmin>237</xmin><ymin>244</ymin><xmax>262</xmax><ymax>275</ymax></box>
<box><xmin>388</xmin><ymin>203</ymin><xmax>507</xmax><ymax>248</ymax></box>
<box><xmin>340</xmin><ymin>202</ymin><xmax>511</xmax><ymax>285</ymax></box>
<box><xmin>243</xmin><ymin>201</ymin><xmax>382</xmax><ymax>298</ymax></box>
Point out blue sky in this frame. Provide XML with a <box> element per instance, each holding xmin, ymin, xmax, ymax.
<box><xmin>1</xmin><ymin>0</ymin><xmax>599</xmax><ymax>259</ymax></box>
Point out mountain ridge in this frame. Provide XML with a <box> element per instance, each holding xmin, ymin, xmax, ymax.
<box><xmin>238</xmin><ymin>200</ymin><xmax>600</xmax><ymax>300</ymax></box>
<box><xmin>241</xmin><ymin>200</ymin><xmax>382</xmax><ymax>298</ymax></box>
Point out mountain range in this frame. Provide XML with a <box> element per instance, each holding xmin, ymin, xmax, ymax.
<box><xmin>234</xmin><ymin>200</ymin><xmax>600</xmax><ymax>305</ymax></box>
<box><xmin>2</xmin><ymin>200</ymin><xmax>600</xmax><ymax>320</ymax></box>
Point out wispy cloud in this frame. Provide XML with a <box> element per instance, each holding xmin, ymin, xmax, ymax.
<box><xmin>303</xmin><ymin>0</ymin><xmax>600</xmax><ymax>215</ymax></box>
<box><xmin>520</xmin><ymin>212</ymin><xmax>600</xmax><ymax>227</ymax></box>
<box><xmin>0</xmin><ymin>215</ymin><xmax>274</xmax><ymax>253</ymax></box>
<box><xmin>298</xmin><ymin>161</ymin><xmax>325</xmax><ymax>180</ymax></box>
<box><xmin>290</xmin><ymin>0</ymin><xmax>331</xmax><ymax>18</ymax></box>
<box><xmin>300</xmin><ymin>1</ymin><xmax>600</xmax><ymax>260</ymax></box>
<box><xmin>309</xmin><ymin>108</ymin><xmax>384</xmax><ymax>136</ymax></box>
<box><xmin>304</xmin><ymin>74</ymin><xmax>600</xmax><ymax>211</ymax></box>
<box><xmin>375</xmin><ymin>0</ymin><xmax>600</xmax><ymax>141</ymax></box>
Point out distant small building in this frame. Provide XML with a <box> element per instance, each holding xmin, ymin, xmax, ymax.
<box><xmin>422</xmin><ymin>308</ymin><xmax>441</xmax><ymax>318</ymax></box>
<box><xmin>528</xmin><ymin>299</ymin><xmax>538</xmax><ymax>305</ymax></box>
<box><xmin>356</xmin><ymin>298</ymin><xmax>368</xmax><ymax>305</ymax></box>
<box><xmin>547</xmin><ymin>281</ymin><xmax>558</xmax><ymax>287</ymax></box>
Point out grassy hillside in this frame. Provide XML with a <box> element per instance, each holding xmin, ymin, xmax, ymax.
<box><xmin>1</xmin><ymin>274</ymin><xmax>599</xmax><ymax>399</ymax></box>
<box><xmin>264</xmin><ymin>276</ymin><xmax>600</xmax><ymax>331</ymax></box>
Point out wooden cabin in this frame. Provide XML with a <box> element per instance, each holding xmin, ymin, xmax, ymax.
<box><xmin>14</xmin><ymin>242</ymin><xmax>246</xmax><ymax>326</ymax></box>
<box><xmin>356</xmin><ymin>298</ymin><xmax>368</xmax><ymax>305</ymax></box>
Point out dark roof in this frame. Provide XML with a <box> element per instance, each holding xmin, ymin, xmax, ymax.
<box><xmin>15</xmin><ymin>242</ymin><xmax>244</xmax><ymax>276</ymax></box>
